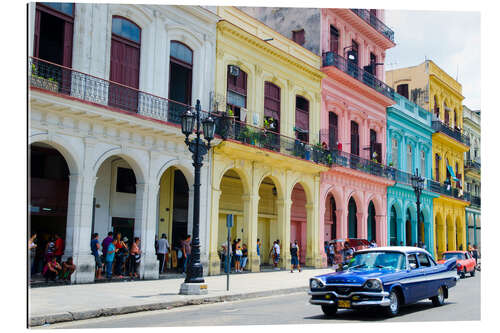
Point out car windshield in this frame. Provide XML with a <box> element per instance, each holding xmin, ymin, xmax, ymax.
<box><xmin>348</xmin><ymin>251</ymin><xmax>406</xmax><ymax>270</ymax></box>
<box><xmin>443</xmin><ymin>253</ymin><xmax>465</xmax><ymax>260</ymax></box>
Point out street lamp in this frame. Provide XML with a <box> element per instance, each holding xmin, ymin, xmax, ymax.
<box><xmin>179</xmin><ymin>99</ymin><xmax>215</xmax><ymax>295</ymax></box>
<box><xmin>411</xmin><ymin>168</ymin><xmax>425</xmax><ymax>248</ymax></box>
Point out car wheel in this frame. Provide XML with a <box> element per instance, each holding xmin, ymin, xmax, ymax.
<box><xmin>321</xmin><ymin>305</ymin><xmax>338</xmax><ymax>316</ymax></box>
<box><xmin>431</xmin><ymin>286</ymin><xmax>445</xmax><ymax>307</ymax></box>
<box><xmin>470</xmin><ymin>268</ymin><xmax>475</xmax><ymax>277</ymax></box>
<box><xmin>460</xmin><ymin>269</ymin><xmax>466</xmax><ymax>278</ymax></box>
<box><xmin>385</xmin><ymin>290</ymin><xmax>400</xmax><ymax>317</ymax></box>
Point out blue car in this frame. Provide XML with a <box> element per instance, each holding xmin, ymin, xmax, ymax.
<box><xmin>309</xmin><ymin>246</ymin><xmax>459</xmax><ymax>317</ymax></box>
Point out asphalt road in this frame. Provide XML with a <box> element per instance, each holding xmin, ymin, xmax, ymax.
<box><xmin>43</xmin><ymin>272</ymin><xmax>480</xmax><ymax>328</ymax></box>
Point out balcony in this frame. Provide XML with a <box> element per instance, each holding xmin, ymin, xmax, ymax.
<box><xmin>427</xmin><ymin>179</ymin><xmax>469</xmax><ymax>202</ymax></box>
<box><xmin>431</xmin><ymin>120</ymin><xmax>470</xmax><ymax>146</ymax></box>
<box><xmin>329</xmin><ymin>149</ymin><xmax>398</xmax><ymax>181</ymax></box>
<box><xmin>350</xmin><ymin>9</ymin><xmax>395</xmax><ymax>42</ymax></box>
<box><xmin>465</xmin><ymin>159</ymin><xmax>481</xmax><ymax>172</ymax></box>
<box><xmin>322</xmin><ymin>51</ymin><xmax>395</xmax><ymax>100</ymax></box>
<box><xmin>29</xmin><ymin>57</ymin><xmax>190</xmax><ymax>126</ymax></box>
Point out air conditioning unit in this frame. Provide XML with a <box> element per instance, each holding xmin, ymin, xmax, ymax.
<box><xmin>229</xmin><ymin>65</ymin><xmax>240</xmax><ymax>77</ymax></box>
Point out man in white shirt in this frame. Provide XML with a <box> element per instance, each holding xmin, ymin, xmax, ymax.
<box><xmin>273</xmin><ymin>240</ymin><xmax>280</xmax><ymax>269</ymax></box>
<box><xmin>158</xmin><ymin>233</ymin><xmax>170</xmax><ymax>273</ymax></box>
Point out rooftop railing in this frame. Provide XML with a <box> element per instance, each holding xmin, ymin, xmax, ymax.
<box><xmin>465</xmin><ymin>159</ymin><xmax>481</xmax><ymax>171</ymax></box>
<box><xmin>322</xmin><ymin>51</ymin><xmax>395</xmax><ymax>100</ymax></box>
<box><xmin>431</xmin><ymin>120</ymin><xmax>470</xmax><ymax>146</ymax></box>
<box><xmin>350</xmin><ymin>9</ymin><xmax>395</xmax><ymax>42</ymax></box>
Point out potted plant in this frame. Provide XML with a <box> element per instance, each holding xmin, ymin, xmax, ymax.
<box><xmin>30</xmin><ymin>63</ymin><xmax>59</xmax><ymax>93</ymax></box>
<box><xmin>326</xmin><ymin>153</ymin><xmax>333</xmax><ymax>166</ymax></box>
<box><xmin>312</xmin><ymin>142</ymin><xmax>323</xmax><ymax>163</ymax></box>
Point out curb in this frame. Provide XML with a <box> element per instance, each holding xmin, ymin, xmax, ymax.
<box><xmin>29</xmin><ymin>286</ymin><xmax>308</xmax><ymax>327</ymax></box>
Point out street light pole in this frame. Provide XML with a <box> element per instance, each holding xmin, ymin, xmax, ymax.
<box><xmin>180</xmin><ymin>100</ymin><xmax>215</xmax><ymax>294</ymax></box>
<box><xmin>411</xmin><ymin>168</ymin><xmax>425</xmax><ymax>247</ymax></box>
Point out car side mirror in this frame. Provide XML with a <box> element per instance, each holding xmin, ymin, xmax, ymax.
<box><xmin>343</xmin><ymin>265</ymin><xmax>349</xmax><ymax>270</ymax></box>
<box><xmin>409</xmin><ymin>263</ymin><xmax>417</xmax><ymax>270</ymax></box>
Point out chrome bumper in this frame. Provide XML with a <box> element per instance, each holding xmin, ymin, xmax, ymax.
<box><xmin>308</xmin><ymin>290</ymin><xmax>391</xmax><ymax>307</ymax></box>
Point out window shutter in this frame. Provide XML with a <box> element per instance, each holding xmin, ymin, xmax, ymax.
<box><xmin>264</xmin><ymin>82</ymin><xmax>281</xmax><ymax>122</ymax></box>
<box><xmin>34</xmin><ymin>9</ymin><xmax>41</xmax><ymax>57</ymax></box>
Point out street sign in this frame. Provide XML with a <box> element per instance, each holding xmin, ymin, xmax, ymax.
<box><xmin>226</xmin><ymin>214</ymin><xmax>233</xmax><ymax>228</ymax></box>
<box><xmin>226</xmin><ymin>214</ymin><xmax>233</xmax><ymax>291</ymax></box>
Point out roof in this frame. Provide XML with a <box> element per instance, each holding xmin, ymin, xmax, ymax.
<box><xmin>356</xmin><ymin>246</ymin><xmax>431</xmax><ymax>255</ymax></box>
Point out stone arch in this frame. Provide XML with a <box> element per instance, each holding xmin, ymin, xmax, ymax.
<box><xmin>256</xmin><ymin>172</ymin><xmax>284</xmax><ymax>201</ymax></box>
<box><xmin>288</xmin><ymin>178</ymin><xmax>314</xmax><ymax>205</ymax></box>
<box><xmin>365</xmin><ymin>193</ymin><xmax>383</xmax><ymax>216</ymax></box>
<box><xmin>154</xmin><ymin>157</ymin><xmax>194</xmax><ymax>189</ymax></box>
<box><xmin>29</xmin><ymin>133</ymin><xmax>81</xmax><ymax>175</ymax></box>
<box><xmin>215</xmin><ymin>163</ymin><xmax>251</xmax><ymax>195</ymax></box>
<box><xmin>346</xmin><ymin>190</ymin><xmax>364</xmax><ymax>214</ymax></box>
<box><xmin>322</xmin><ymin>184</ymin><xmax>343</xmax><ymax>208</ymax></box>
<box><xmin>92</xmin><ymin>147</ymin><xmax>147</xmax><ymax>184</ymax></box>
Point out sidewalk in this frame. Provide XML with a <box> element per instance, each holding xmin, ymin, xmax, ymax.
<box><xmin>29</xmin><ymin>267</ymin><xmax>333</xmax><ymax>326</ymax></box>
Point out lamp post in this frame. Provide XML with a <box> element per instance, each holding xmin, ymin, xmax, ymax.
<box><xmin>411</xmin><ymin>169</ymin><xmax>425</xmax><ymax>248</ymax></box>
<box><xmin>179</xmin><ymin>99</ymin><xmax>215</xmax><ymax>294</ymax></box>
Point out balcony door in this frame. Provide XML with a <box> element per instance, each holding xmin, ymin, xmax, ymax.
<box><xmin>169</xmin><ymin>41</ymin><xmax>193</xmax><ymax>123</ymax></box>
<box><xmin>350</xmin><ymin>121</ymin><xmax>359</xmax><ymax>156</ymax></box>
<box><xmin>370</xmin><ymin>129</ymin><xmax>381</xmax><ymax>163</ymax></box>
<box><xmin>108</xmin><ymin>17</ymin><xmax>141</xmax><ymax>113</ymax></box>
<box><xmin>328</xmin><ymin>112</ymin><xmax>338</xmax><ymax>150</ymax></box>
<box><xmin>330</xmin><ymin>25</ymin><xmax>339</xmax><ymax>54</ymax></box>
<box><xmin>264</xmin><ymin>82</ymin><xmax>281</xmax><ymax>133</ymax></box>
<box><xmin>295</xmin><ymin>96</ymin><xmax>310</xmax><ymax>143</ymax></box>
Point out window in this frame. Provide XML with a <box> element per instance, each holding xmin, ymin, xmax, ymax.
<box><xmin>350</xmin><ymin>40</ymin><xmax>359</xmax><ymax>65</ymax></box>
<box><xmin>370</xmin><ymin>130</ymin><xmax>381</xmax><ymax>163</ymax></box>
<box><xmin>116</xmin><ymin>167</ymin><xmax>136</xmax><ymax>194</ymax></box>
<box><xmin>328</xmin><ymin>112</ymin><xmax>338</xmax><ymax>150</ymax></box>
<box><xmin>351</xmin><ymin>121</ymin><xmax>359</xmax><ymax>156</ymax></box>
<box><xmin>435</xmin><ymin>154</ymin><xmax>440</xmax><ymax>182</ymax></box>
<box><xmin>420</xmin><ymin>150</ymin><xmax>426</xmax><ymax>178</ymax></box>
<box><xmin>417</xmin><ymin>253</ymin><xmax>432</xmax><ymax>267</ymax></box>
<box><xmin>295</xmin><ymin>96</ymin><xmax>309</xmax><ymax>142</ymax></box>
<box><xmin>407</xmin><ymin>144</ymin><xmax>413</xmax><ymax>173</ymax></box>
<box><xmin>330</xmin><ymin>25</ymin><xmax>339</xmax><ymax>54</ymax></box>
<box><xmin>368</xmin><ymin>52</ymin><xmax>377</xmax><ymax>75</ymax></box>
<box><xmin>391</xmin><ymin>138</ymin><xmax>398</xmax><ymax>168</ymax></box>
<box><xmin>226</xmin><ymin>66</ymin><xmax>247</xmax><ymax>120</ymax></box>
<box><xmin>292</xmin><ymin>29</ymin><xmax>305</xmax><ymax>46</ymax></box>
<box><xmin>264</xmin><ymin>82</ymin><xmax>281</xmax><ymax>132</ymax></box>
<box><xmin>108</xmin><ymin>16</ymin><xmax>141</xmax><ymax>113</ymax></box>
<box><xmin>433</xmin><ymin>96</ymin><xmax>440</xmax><ymax>119</ymax></box>
<box><xmin>444</xmin><ymin>103</ymin><xmax>450</xmax><ymax>125</ymax></box>
<box><xmin>466</xmin><ymin>183</ymin><xmax>470</xmax><ymax>193</ymax></box>
<box><xmin>397</xmin><ymin>84</ymin><xmax>409</xmax><ymax>99</ymax></box>
<box><xmin>169</xmin><ymin>41</ymin><xmax>193</xmax><ymax>121</ymax></box>
<box><xmin>408</xmin><ymin>254</ymin><xmax>419</xmax><ymax>269</ymax></box>
<box><xmin>41</xmin><ymin>2</ymin><xmax>74</xmax><ymax>16</ymax></box>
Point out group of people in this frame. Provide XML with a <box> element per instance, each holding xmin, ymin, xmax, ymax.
<box><xmin>29</xmin><ymin>233</ymin><xmax>75</xmax><ymax>283</ymax></box>
<box><xmin>155</xmin><ymin>234</ymin><xmax>191</xmax><ymax>274</ymax></box>
<box><xmin>90</xmin><ymin>232</ymin><xmax>142</xmax><ymax>280</ymax></box>
<box><xmin>324</xmin><ymin>241</ymin><xmax>356</xmax><ymax>268</ymax></box>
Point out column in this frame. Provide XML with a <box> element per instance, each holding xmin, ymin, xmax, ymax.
<box><xmin>473</xmin><ymin>213</ymin><xmax>477</xmax><ymax>245</ymax></box>
<box><xmin>208</xmin><ymin>189</ymin><xmax>221</xmax><ymax>275</ymax></box>
<box><xmin>135</xmin><ymin>183</ymin><xmax>160</xmax><ymax>280</ymax></box>
<box><xmin>319</xmin><ymin>189</ymin><xmax>327</xmax><ymax>267</ymax></box>
<box><xmin>375</xmin><ymin>215</ymin><xmax>387</xmax><ymax>246</ymax></box>
<box><xmin>276</xmin><ymin>198</ymin><xmax>292</xmax><ymax>270</ymax></box>
<box><xmin>465</xmin><ymin>211</ymin><xmax>469</xmax><ymax>246</ymax></box>
<box><xmin>68</xmin><ymin>172</ymin><xmax>98</xmax><ymax>284</ymax></box>
<box><xmin>336</xmin><ymin>209</ymin><xmax>347</xmax><ymax>239</ymax></box>
<box><xmin>242</xmin><ymin>192</ymin><xmax>260</xmax><ymax>272</ymax></box>
<box><xmin>397</xmin><ymin>217</ymin><xmax>404</xmax><ymax>245</ymax></box>
<box><xmin>356</xmin><ymin>212</ymin><xmax>367</xmax><ymax>239</ymax></box>
<box><xmin>305</xmin><ymin>202</ymin><xmax>321</xmax><ymax>268</ymax></box>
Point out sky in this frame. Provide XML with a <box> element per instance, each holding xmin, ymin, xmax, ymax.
<box><xmin>384</xmin><ymin>9</ymin><xmax>481</xmax><ymax>110</ymax></box>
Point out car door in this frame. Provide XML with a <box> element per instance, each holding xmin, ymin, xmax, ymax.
<box><xmin>404</xmin><ymin>253</ymin><xmax>425</xmax><ymax>302</ymax></box>
<box><xmin>464</xmin><ymin>252</ymin><xmax>475</xmax><ymax>272</ymax></box>
<box><xmin>417</xmin><ymin>252</ymin><xmax>437</xmax><ymax>298</ymax></box>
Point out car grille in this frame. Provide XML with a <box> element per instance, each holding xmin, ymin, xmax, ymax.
<box><xmin>325</xmin><ymin>286</ymin><xmax>363</xmax><ymax>295</ymax></box>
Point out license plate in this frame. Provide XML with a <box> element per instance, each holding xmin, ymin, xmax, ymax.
<box><xmin>337</xmin><ymin>300</ymin><xmax>351</xmax><ymax>308</ymax></box>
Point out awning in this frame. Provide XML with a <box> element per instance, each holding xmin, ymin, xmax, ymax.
<box><xmin>446</xmin><ymin>164</ymin><xmax>459</xmax><ymax>182</ymax></box>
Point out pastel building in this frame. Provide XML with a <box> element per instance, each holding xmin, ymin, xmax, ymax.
<box><xmin>387</xmin><ymin>61</ymin><xmax>470</xmax><ymax>258</ymax></box>
<box><xmin>241</xmin><ymin>7</ymin><xmax>397</xmax><ymax>261</ymax></box>
<box><xmin>29</xmin><ymin>3</ymin><xmax>218</xmax><ymax>283</ymax></box>
<box><xmin>386</xmin><ymin>93</ymin><xmax>438</xmax><ymax>250</ymax></box>
<box><xmin>208</xmin><ymin>7</ymin><xmax>328</xmax><ymax>275</ymax></box>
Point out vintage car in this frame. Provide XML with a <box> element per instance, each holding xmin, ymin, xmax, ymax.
<box><xmin>309</xmin><ymin>247</ymin><xmax>459</xmax><ymax>317</ymax></box>
<box><xmin>437</xmin><ymin>251</ymin><xmax>476</xmax><ymax>278</ymax></box>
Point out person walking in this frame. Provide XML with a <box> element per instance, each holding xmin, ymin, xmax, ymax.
<box><xmin>53</xmin><ymin>233</ymin><xmax>65</xmax><ymax>264</ymax></box>
<box><xmin>157</xmin><ymin>233</ymin><xmax>170</xmax><ymax>274</ymax></box>
<box><xmin>90</xmin><ymin>233</ymin><xmax>103</xmax><ymax>280</ymax></box>
<box><xmin>234</xmin><ymin>239</ymin><xmax>242</xmax><ymax>272</ymax></box>
<box><xmin>327</xmin><ymin>242</ymin><xmax>335</xmax><ymax>267</ymax></box>
<box><xmin>105</xmin><ymin>239</ymin><xmax>117</xmax><ymax>279</ymax></box>
<box><xmin>101</xmin><ymin>232</ymin><xmax>113</xmax><ymax>275</ymax></box>
<box><xmin>129</xmin><ymin>237</ymin><xmax>141</xmax><ymax>278</ymax></box>
<box><xmin>290</xmin><ymin>240</ymin><xmax>301</xmax><ymax>273</ymax></box>
<box><xmin>241</xmin><ymin>243</ymin><xmax>248</xmax><ymax>271</ymax></box>
<box><xmin>272</xmin><ymin>240</ymin><xmax>281</xmax><ymax>269</ymax></box>
<box><xmin>256</xmin><ymin>239</ymin><xmax>261</xmax><ymax>269</ymax></box>
<box><xmin>180</xmin><ymin>235</ymin><xmax>191</xmax><ymax>274</ymax></box>
<box><xmin>29</xmin><ymin>233</ymin><xmax>37</xmax><ymax>277</ymax></box>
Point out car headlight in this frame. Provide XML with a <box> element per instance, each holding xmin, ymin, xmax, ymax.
<box><xmin>310</xmin><ymin>278</ymin><xmax>324</xmax><ymax>289</ymax></box>
<box><xmin>363</xmin><ymin>279</ymin><xmax>382</xmax><ymax>291</ymax></box>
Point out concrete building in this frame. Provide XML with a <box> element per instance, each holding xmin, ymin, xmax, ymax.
<box><xmin>240</xmin><ymin>7</ymin><xmax>396</xmax><ymax>256</ymax></box>
<box><xmin>207</xmin><ymin>7</ymin><xmax>327</xmax><ymax>275</ymax></box>
<box><xmin>386</xmin><ymin>61</ymin><xmax>470</xmax><ymax>258</ymax></box>
<box><xmin>463</xmin><ymin>105</ymin><xmax>481</xmax><ymax>250</ymax></box>
<box><xmin>29</xmin><ymin>3</ymin><xmax>218</xmax><ymax>283</ymax></box>
<box><xmin>386</xmin><ymin>93</ymin><xmax>438</xmax><ymax>250</ymax></box>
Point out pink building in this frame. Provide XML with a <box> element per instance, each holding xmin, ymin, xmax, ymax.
<box><xmin>241</xmin><ymin>7</ymin><xmax>397</xmax><ymax>265</ymax></box>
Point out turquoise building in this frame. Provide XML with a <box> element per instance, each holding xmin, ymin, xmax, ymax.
<box><xmin>386</xmin><ymin>93</ymin><xmax>438</xmax><ymax>250</ymax></box>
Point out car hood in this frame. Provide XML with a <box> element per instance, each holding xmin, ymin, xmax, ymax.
<box><xmin>315</xmin><ymin>268</ymin><xmax>401</xmax><ymax>285</ymax></box>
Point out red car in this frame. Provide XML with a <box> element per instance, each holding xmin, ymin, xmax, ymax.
<box><xmin>438</xmin><ymin>251</ymin><xmax>476</xmax><ymax>278</ymax></box>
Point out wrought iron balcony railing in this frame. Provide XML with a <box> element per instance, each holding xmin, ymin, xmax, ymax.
<box><xmin>427</xmin><ymin>179</ymin><xmax>470</xmax><ymax>201</ymax></box>
<box><xmin>29</xmin><ymin>57</ymin><xmax>190</xmax><ymax>125</ymax></box>
<box><xmin>431</xmin><ymin>120</ymin><xmax>470</xmax><ymax>146</ymax></box>
<box><xmin>330</xmin><ymin>149</ymin><xmax>397</xmax><ymax>180</ymax></box>
<box><xmin>322</xmin><ymin>51</ymin><xmax>395</xmax><ymax>100</ymax></box>
<box><xmin>350</xmin><ymin>9</ymin><xmax>395</xmax><ymax>42</ymax></box>
<box><xmin>465</xmin><ymin>159</ymin><xmax>481</xmax><ymax>171</ymax></box>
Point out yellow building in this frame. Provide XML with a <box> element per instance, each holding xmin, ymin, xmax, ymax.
<box><xmin>208</xmin><ymin>7</ymin><xmax>328</xmax><ymax>275</ymax></box>
<box><xmin>387</xmin><ymin>60</ymin><xmax>470</xmax><ymax>258</ymax></box>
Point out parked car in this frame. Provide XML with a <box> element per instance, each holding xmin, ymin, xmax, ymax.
<box><xmin>309</xmin><ymin>247</ymin><xmax>459</xmax><ymax>317</ymax></box>
<box><xmin>437</xmin><ymin>251</ymin><xmax>476</xmax><ymax>278</ymax></box>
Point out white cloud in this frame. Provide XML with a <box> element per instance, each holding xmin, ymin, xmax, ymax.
<box><xmin>385</xmin><ymin>10</ymin><xmax>481</xmax><ymax>109</ymax></box>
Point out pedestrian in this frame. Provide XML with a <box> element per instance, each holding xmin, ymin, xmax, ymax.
<box><xmin>44</xmin><ymin>237</ymin><xmax>55</xmax><ymax>264</ymax></box>
<box><xmin>29</xmin><ymin>233</ymin><xmax>37</xmax><ymax>276</ymax></box>
<box><xmin>327</xmin><ymin>242</ymin><xmax>335</xmax><ymax>267</ymax></box>
<box><xmin>234</xmin><ymin>239</ymin><xmax>242</xmax><ymax>272</ymax></box>
<box><xmin>114</xmin><ymin>233</ymin><xmax>128</xmax><ymax>278</ymax></box>
<box><xmin>221</xmin><ymin>237</ymin><xmax>232</xmax><ymax>273</ymax></box>
<box><xmin>105</xmin><ymin>239</ymin><xmax>117</xmax><ymax>279</ymax></box>
<box><xmin>129</xmin><ymin>237</ymin><xmax>141</xmax><ymax>278</ymax></box>
<box><xmin>290</xmin><ymin>240</ymin><xmax>301</xmax><ymax>273</ymax></box>
<box><xmin>241</xmin><ymin>243</ymin><xmax>248</xmax><ymax>271</ymax></box>
<box><xmin>157</xmin><ymin>233</ymin><xmax>170</xmax><ymax>273</ymax></box>
<box><xmin>369</xmin><ymin>239</ymin><xmax>377</xmax><ymax>248</ymax></box>
<box><xmin>256</xmin><ymin>238</ymin><xmax>261</xmax><ymax>269</ymax></box>
<box><xmin>180</xmin><ymin>235</ymin><xmax>191</xmax><ymax>274</ymax></box>
<box><xmin>53</xmin><ymin>233</ymin><xmax>65</xmax><ymax>264</ymax></box>
<box><xmin>42</xmin><ymin>257</ymin><xmax>61</xmax><ymax>282</ymax></box>
<box><xmin>341</xmin><ymin>241</ymin><xmax>353</xmax><ymax>266</ymax></box>
<box><xmin>101</xmin><ymin>232</ymin><xmax>113</xmax><ymax>275</ymax></box>
<box><xmin>90</xmin><ymin>233</ymin><xmax>103</xmax><ymax>280</ymax></box>
<box><xmin>472</xmin><ymin>244</ymin><xmax>479</xmax><ymax>265</ymax></box>
<box><xmin>467</xmin><ymin>242</ymin><xmax>473</xmax><ymax>252</ymax></box>
<box><xmin>273</xmin><ymin>240</ymin><xmax>281</xmax><ymax>269</ymax></box>
<box><xmin>399</xmin><ymin>241</ymin><xmax>404</xmax><ymax>246</ymax></box>
<box><xmin>231</xmin><ymin>239</ymin><xmax>237</xmax><ymax>270</ymax></box>
<box><xmin>59</xmin><ymin>257</ymin><xmax>76</xmax><ymax>282</ymax></box>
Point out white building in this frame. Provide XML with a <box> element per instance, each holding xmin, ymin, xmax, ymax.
<box><xmin>28</xmin><ymin>2</ymin><xmax>219</xmax><ymax>283</ymax></box>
